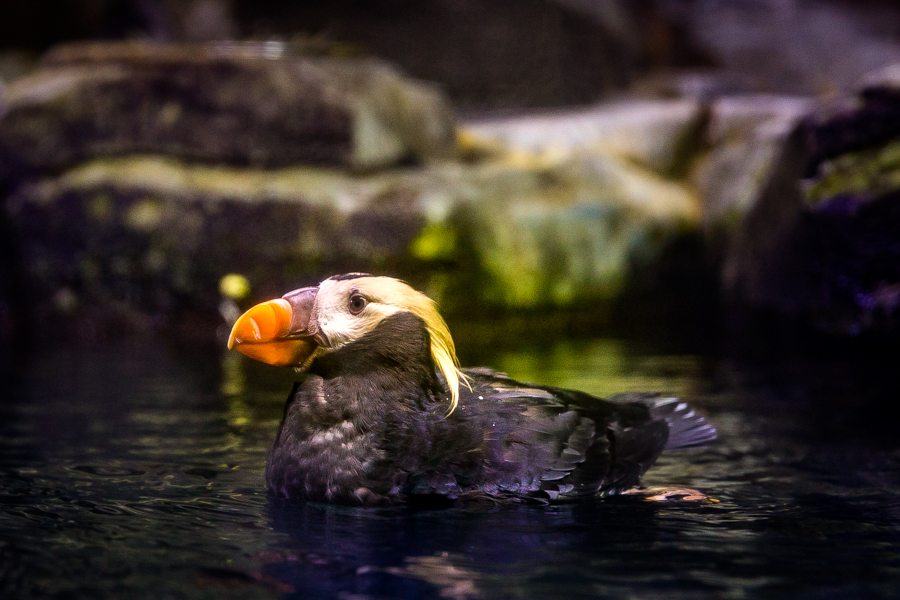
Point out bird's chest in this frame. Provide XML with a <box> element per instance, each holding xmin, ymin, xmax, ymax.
<box><xmin>303</xmin><ymin>419</ymin><xmax>376</xmax><ymax>477</ymax></box>
<box><xmin>266</xmin><ymin>380</ymin><xmax>396</xmax><ymax>502</ymax></box>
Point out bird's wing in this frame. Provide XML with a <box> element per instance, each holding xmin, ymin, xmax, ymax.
<box><xmin>460</xmin><ymin>368</ymin><xmax>616</xmax><ymax>499</ymax></box>
<box><xmin>460</xmin><ymin>370</ymin><xmax>706</xmax><ymax>498</ymax></box>
<box><xmin>639</xmin><ymin>395</ymin><xmax>718</xmax><ymax>449</ymax></box>
<box><xmin>600</xmin><ymin>393</ymin><xmax>716</xmax><ymax>489</ymax></box>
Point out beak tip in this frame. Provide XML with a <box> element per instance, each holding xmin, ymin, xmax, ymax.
<box><xmin>226</xmin><ymin>320</ymin><xmax>244</xmax><ymax>351</ymax></box>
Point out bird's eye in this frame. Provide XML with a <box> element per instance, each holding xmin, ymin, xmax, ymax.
<box><xmin>348</xmin><ymin>294</ymin><xmax>368</xmax><ymax>315</ymax></box>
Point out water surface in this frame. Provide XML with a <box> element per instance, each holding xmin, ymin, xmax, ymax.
<box><xmin>2</xmin><ymin>333</ymin><xmax>899</xmax><ymax>599</ymax></box>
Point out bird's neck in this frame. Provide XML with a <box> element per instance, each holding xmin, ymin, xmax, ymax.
<box><xmin>307</xmin><ymin>312</ymin><xmax>445</xmax><ymax>415</ymax></box>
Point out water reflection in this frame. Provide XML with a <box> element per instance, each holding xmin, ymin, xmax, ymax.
<box><xmin>263</xmin><ymin>498</ymin><xmax>676</xmax><ymax>600</ymax></box>
<box><xmin>1</xmin><ymin>335</ymin><xmax>899</xmax><ymax>599</ymax></box>
<box><xmin>490</xmin><ymin>337</ymin><xmax>704</xmax><ymax>399</ymax></box>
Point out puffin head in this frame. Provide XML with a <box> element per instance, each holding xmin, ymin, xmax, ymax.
<box><xmin>227</xmin><ymin>273</ymin><xmax>466</xmax><ymax>413</ymax></box>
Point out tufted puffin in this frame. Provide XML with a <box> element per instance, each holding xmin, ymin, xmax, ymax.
<box><xmin>227</xmin><ymin>273</ymin><xmax>716</xmax><ymax>505</ymax></box>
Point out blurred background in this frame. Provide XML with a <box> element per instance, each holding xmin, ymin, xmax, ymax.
<box><xmin>4</xmin><ymin>0</ymin><xmax>900</xmax><ymax>343</ymax></box>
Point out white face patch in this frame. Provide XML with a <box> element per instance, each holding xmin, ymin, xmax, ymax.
<box><xmin>313</xmin><ymin>278</ymin><xmax>403</xmax><ymax>349</ymax></box>
<box><xmin>309</xmin><ymin>275</ymin><xmax>467</xmax><ymax>414</ymax></box>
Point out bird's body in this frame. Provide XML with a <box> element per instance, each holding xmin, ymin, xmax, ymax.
<box><xmin>229</xmin><ymin>275</ymin><xmax>715</xmax><ymax>505</ymax></box>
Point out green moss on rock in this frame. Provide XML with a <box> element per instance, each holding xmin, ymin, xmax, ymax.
<box><xmin>804</xmin><ymin>140</ymin><xmax>900</xmax><ymax>204</ymax></box>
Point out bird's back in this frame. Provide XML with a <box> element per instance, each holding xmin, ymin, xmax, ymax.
<box><xmin>407</xmin><ymin>369</ymin><xmax>717</xmax><ymax>503</ymax></box>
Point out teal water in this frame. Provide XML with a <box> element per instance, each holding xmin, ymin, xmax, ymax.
<box><xmin>2</xmin><ymin>333</ymin><xmax>900</xmax><ymax>599</ymax></box>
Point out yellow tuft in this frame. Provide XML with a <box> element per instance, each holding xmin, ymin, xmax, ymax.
<box><xmin>421</xmin><ymin>303</ymin><xmax>469</xmax><ymax>417</ymax></box>
<box><xmin>361</xmin><ymin>277</ymin><xmax>469</xmax><ymax>415</ymax></box>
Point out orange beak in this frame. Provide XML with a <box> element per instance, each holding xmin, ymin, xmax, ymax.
<box><xmin>227</xmin><ymin>287</ymin><xmax>319</xmax><ymax>367</ymax></box>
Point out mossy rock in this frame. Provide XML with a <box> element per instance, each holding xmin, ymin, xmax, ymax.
<box><xmin>724</xmin><ymin>69</ymin><xmax>900</xmax><ymax>336</ymax></box>
<box><xmin>5</xmin><ymin>152</ymin><xmax>700</xmax><ymax>337</ymax></box>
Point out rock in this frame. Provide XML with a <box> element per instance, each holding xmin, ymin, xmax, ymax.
<box><xmin>721</xmin><ymin>127</ymin><xmax>810</xmax><ymax>318</ymax></box>
<box><xmin>694</xmin><ymin>96</ymin><xmax>812</xmax><ymax>233</ymax></box>
<box><xmin>233</xmin><ymin>0</ymin><xmax>651</xmax><ymax>111</ymax></box>
<box><xmin>0</xmin><ymin>41</ymin><xmax>455</xmax><ymax>176</ymax></box>
<box><xmin>462</xmin><ymin>100</ymin><xmax>707</xmax><ymax>177</ymax></box>
<box><xmin>657</xmin><ymin>0</ymin><xmax>900</xmax><ymax>96</ymax></box>
<box><xmin>629</xmin><ymin>70</ymin><xmax>757</xmax><ymax>100</ymax></box>
<box><xmin>4</xmin><ymin>148</ymin><xmax>700</xmax><ymax>336</ymax></box>
<box><xmin>723</xmin><ymin>68</ymin><xmax>900</xmax><ymax>335</ymax></box>
<box><xmin>0</xmin><ymin>50</ymin><xmax>39</xmax><ymax>84</ymax></box>
<box><xmin>177</xmin><ymin>0</ymin><xmax>239</xmax><ymax>42</ymax></box>
<box><xmin>0</xmin><ymin>1</ymin><xmax>722</xmax><ymax>112</ymax></box>
<box><xmin>3</xmin><ymin>43</ymin><xmax>776</xmax><ymax>338</ymax></box>
<box><xmin>444</xmin><ymin>152</ymin><xmax>700</xmax><ymax>310</ymax></box>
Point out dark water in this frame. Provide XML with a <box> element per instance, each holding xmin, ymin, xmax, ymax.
<box><xmin>2</xmin><ymin>332</ymin><xmax>900</xmax><ymax>600</ymax></box>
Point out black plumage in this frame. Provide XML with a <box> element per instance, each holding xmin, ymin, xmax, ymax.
<box><xmin>263</xmin><ymin>311</ymin><xmax>715</xmax><ymax>505</ymax></box>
